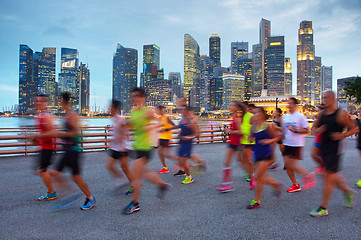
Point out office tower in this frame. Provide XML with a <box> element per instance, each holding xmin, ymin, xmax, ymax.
<box><xmin>222</xmin><ymin>75</ymin><xmax>245</xmax><ymax>109</ymax></box>
<box><xmin>231</xmin><ymin>41</ymin><xmax>248</xmax><ymax>73</ymax></box>
<box><xmin>189</xmin><ymin>77</ymin><xmax>201</xmax><ymax>109</ymax></box>
<box><xmin>266</xmin><ymin>36</ymin><xmax>285</xmax><ymax>96</ymax></box>
<box><xmin>200</xmin><ymin>55</ymin><xmax>213</xmax><ymax>110</ymax></box>
<box><xmin>168</xmin><ymin>72</ymin><xmax>182</xmax><ymax>102</ymax></box>
<box><xmin>58</xmin><ymin>48</ymin><xmax>80</xmax><ymax>111</ymax></box>
<box><xmin>142</xmin><ymin>44</ymin><xmax>160</xmax><ymax>94</ymax></box>
<box><xmin>209</xmin><ymin>67</ymin><xmax>229</xmax><ymax>110</ymax></box>
<box><xmin>236</xmin><ymin>57</ymin><xmax>252</xmax><ymax>100</ymax></box>
<box><xmin>184</xmin><ymin>34</ymin><xmax>201</xmax><ymax>102</ymax></box>
<box><xmin>337</xmin><ymin>76</ymin><xmax>357</xmax><ymax>110</ymax></box>
<box><xmin>79</xmin><ymin>63</ymin><xmax>90</xmax><ymax>115</ymax></box>
<box><xmin>260</xmin><ymin>18</ymin><xmax>271</xmax><ymax>90</ymax></box>
<box><xmin>321</xmin><ymin>66</ymin><xmax>333</xmax><ymax>92</ymax></box>
<box><xmin>209</xmin><ymin>33</ymin><xmax>221</xmax><ymax>68</ymax></box>
<box><xmin>112</xmin><ymin>44</ymin><xmax>138</xmax><ymax>112</ymax></box>
<box><xmin>37</xmin><ymin>47</ymin><xmax>57</xmax><ymax>107</ymax></box>
<box><xmin>150</xmin><ymin>69</ymin><xmax>171</xmax><ymax>106</ymax></box>
<box><xmin>284</xmin><ymin>58</ymin><xmax>293</xmax><ymax>96</ymax></box>
<box><xmin>314</xmin><ymin>56</ymin><xmax>322</xmax><ymax>104</ymax></box>
<box><xmin>19</xmin><ymin>44</ymin><xmax>37</xmax><ymax>114</ymax></box>
<box><xmin>252</xmin><ymin>43</ymin><xmax>262</xmax><ymax>97</ymax></box>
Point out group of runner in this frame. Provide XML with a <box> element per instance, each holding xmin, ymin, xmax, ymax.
<box><xmin>31</xmin><ymin>89</ymin><xmax>361</xmax><ymax>217</ymax></box>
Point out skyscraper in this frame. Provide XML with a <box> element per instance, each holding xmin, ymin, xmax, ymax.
<box><xmin>284</xmin><ymin>58</ymin><xmax>293</xmax><ymax>96</ymax></box>
<box><xmin>231</xmin><ymin>41</ymin><xmax>248</xmax><ymax>73</ymax></box>
<box><xmin>112</xmin><ymin>44</ymin><xmax>138</xmax><ymax>112</ymax></box>
<box><xmin>337</xmin><ymin>76</ymin><xmax>357</xmax><ymax>110</ymax></box>
<box><xmin>235</xmin><ymin>56</ymin><xmax>252</xmax><ymax>100</ymax></box>
<box><xmin>252</xmin><ymin>43</ymin><xmax>262</xmax><ymax>97</ymax></box>
<box><xmin>37</xmin><ymin>47</ymin><xmax>57</xmax><ymax>107</ymax></box>
<box><xmin>142</xmin><ymin>44</ymin><xmax>160</xmax><ymax>94</ymax></box>
<box><xmin>314</xmin><ymin>56</ymin><xmax>322</xmax><ymax>105</ymax></box>
<box><xmin>19</xmin><ymin>44</ymin><xmax>37</xmax><ymax>114</ymax></box>
<box><xmin>222</xmin><ymin>75</ymin><xmax>245</xmax><ymax>110</ymax></box>
<box><xmin>79</xmin><ymin>63</ymin><xmax>90</xmax><ymax>115</ymax></box>
<box><xmin>184</xmin><ymin>34</ymin><xmax>200</xmax><ymax>103</ymax></box>
<box><xmin>266</xmin><ymin>36</ymin><xmax>285</xmax><ymax>96</ymax></box>
<box><xmin>151</xmin><ymin>69</ymin><xmax>171</xmax><ymax>106</ymax></box>
<box><xmin>168</xmin><ymin>72</ymin><xmax>182</xmax><ymax>102</ymax></box>
<box><xmin>321</xmin><ymin>66</ymin><xmax>333</xmax><ymax>92</ymax></box>
<box><xmin>209</xmin><ymin>67</ymin><xmax>229</xmax><ymax>110</ymax></box>
<box><xmin>260</xmin><ymin>18</ymin><xmax>271</xmax><ymax>90</ymax></box>
<box><xmin>58</xmin><ymin>48</ymin><xmax>80</xmax><ymax>111</ymax></box>
<box><xmin>200</xmin><ymin>55</ymin><xmax>213</xmax><ymax>110</ymax></box>
<box><xmin>209</xmin><ymin>33</ymin><xmax>221</xmax><ymax>68</ymax></box>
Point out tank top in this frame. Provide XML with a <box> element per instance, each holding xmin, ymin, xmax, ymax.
<box><xmin>240</xmin><ymin>112</ymin><xmax>255</xmax><ymax>145</ymax></box>
<box><xmin>159</xmin><ymin>114</ymin><xmax>173</xmax><ymax>140</ymax></box>
<box><xmin>319</xmin><ymin>109</ymin><xmax>344</xmax><ymax>155</ymax></box>
<box><xmin>252</xmin><ymin>124</ymin><xmax>272</xmax><ymax>160</ymax></box>
<box><xmin>36</xmin><ymin>113</ymin><xmax>56</xmax><ymax>150</ymax></box>
<box><xmin>109</xmin><ymin>114</ymin><xmax>131</xmax><ymax>151</ymax></box>
<box><xmin>130</xmin><ymin>107</ymin><xmax>152</xmax><ymax>151</ymax></box>
<box><xmin>179</xmin><ymin>117</ymin><xmax>193</xmax><ymax>144</ymax></box>
<box><xmin>228</xmin><ymin>113</ymin><xmax>242</xmax><ymax>145</ymax></box>
<box><xmin>62</xmin><ymin>115</ymin><xmax>82</xmax><ymax>151</ymax></box>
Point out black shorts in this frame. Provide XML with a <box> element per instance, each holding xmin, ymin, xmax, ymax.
<box><xmin>56</xmin><ymin>150</ymin><xmax>81</xmax><ymax>176</ymax></box>
<box><xmin>109</xmin><ymin>149</ymin><xmax>129</xmax><ymax>159</ymax></box>
<box><xmin>135</xmin><ymin>150</ymin><xmax>152</xmax><ymax>160</ymax></box>
<box><xmin>357</xmin><ymin>142</ymin><xmax>361</xmax><ymax>151</ymax></box>
<box><xmin>283</xmin><ymin>146</ymin><xmax>303</xmax><ymax>160</ymax></box>
<box><xmin>159</xmin><ymin>139</ymin><xmax>170</xmax><ymax>148</ymax></box>
<box><xmin>322</xmin><ymin>154</ymin><xmax>341</xmax><ymax>172</ymax></box>
<box><xmin>239</xmin><ymin>144</ymin><xmax>253</xmax><ymax>150</ymax></box>
<box><xmin>37</xmin><ymin>149</ymin><xmax>55</xmax><ymax>172</ymax></box>
<box><xmin>255</xmin><ymin>156</ymin><xmax>273</xmax><ymax>162</ymax></box>
<box><xmin>228</xmin><ymin>144</ymin><xmax>241</xmax><ymax>151</ymax></box>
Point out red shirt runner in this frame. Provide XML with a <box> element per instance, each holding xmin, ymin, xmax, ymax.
<box><xmin>36</xmin><ymin>113</ymin><xmax>56</xmax><ymax>150</ymax></box>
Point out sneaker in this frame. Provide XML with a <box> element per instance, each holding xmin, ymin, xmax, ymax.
<box><xmin>355</xmin><ymin>180</ymin><xmax>361</xmax><ymax>188</ymax></box>
<box><xmin>157</xmin><ymin>168</ymin><xmax>169</xmax><ymax>174</ymax></box>
<box><xmin>125</xmin><ymin>186</ymin><xmax>135</xmax><ymax>196</ymax></box>
<box><xmin>310</xmin><ymin>206</ymin><xmax>328</xmax><ymax>217</ymax></box>
<box><xmin>345</xmin><ymin>191</ymin><xmax>355</xmax><ymax>208</ymax></box>
<box><xmin>314</xmin><ymin>166</ymin><xmax>325</xmax><ymax>175</ymax></box>
<box><xmin>217</xmin><ymin>185</ymin><xmax>234</xmax><ymax>193</ymax></box>
<box><xmin>287</xmin><ymin>184</ymin><xmax>301</xmax><ymax>193</ymax></box>
<box><xmin>302</xmin><ymin>173</ymin><xmax>316</xmax><ymax>190</ymax></box>
<box><xmin>38</xmin><ymin>192</ymin><xmax>57</xmax><ymax>201</ymax></box>
<box><xmin>273</xmin><ymin>182</ymin><xmax>284</xmax><ymax>197</ymax></box>
<box><xmin>249</xmin><ymin>177</ymin><xmax>256</xmax><ymax>190</ymax></box>
<box><xmin>157</xmin><ymin>183</ymin><xmax>172</xmax><ymax>199</ymax></box>
<box><xmin>246</xmin><ymin>200</ymin><xmax>260</xmax><ymax>209</ymax></box>
<box><xmin>269</xmin><ymin>163</ymin><xmax>280</xmax><ymax>170</ymax></box>
<box><xmin>122</xmin><ymin>201</ymin><xmax>140</xmax><ymax>214</ymax></box>
<box><xmin>80</xmin><ymin>197</ymin><xmax>96</xmax><ymax>210</ymax></box>
<box><xmin>181</xmin><ymin>177</ymin><xmax>194</xmax><ymax>184</ymax></box>
<box><xmin>174</xmin><ymin>170</ymin><xmax>186</xmax><ymax>177</ymax></box>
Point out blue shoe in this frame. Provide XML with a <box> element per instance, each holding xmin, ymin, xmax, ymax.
<box><xmin>122</xmin><ymin>201</ymin><xmax>140</xmax><ymax>214</ymax></box>
<box><xmin>38</xmin><ymin>192</ymin><xmax>57</xmax><ymax>201</ymax></box>
<box><xmin>49</xmin><ymin>192</ymin><xmax>81</xmax><ymax>211</ymax></box>
<box><xmin>80</xmin><ymin>197</ymin><xmax>96</xmax><ymax>210</ymax></box>
<box><xmin>125</xmin><ymin>186</ymin><xmax>134</xmax><ymax>195</ymax></box>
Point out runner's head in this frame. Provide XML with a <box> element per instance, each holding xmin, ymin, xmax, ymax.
<box><xmin>156</xmin><ymin>105</ymin><xmax>165</xmax><ymax>115</ymax></box>
<box><xmin>274</xmin><ymin>108</ymin><xmax>282</xmax><ymax>117</ymax></box>
<box><xmin>181</xmin><ymin>105</ymin><xmax>192</xmax><ymax>117</ymax></box>
<box><xmin>322</xmin><ymin>90</ymin><xmax>336</xmax><ymax>108</ymax></box>
<box><xmin>131</xmin><ymin>87</ymin><xmax>146</xmax><ymax>106</ymax></box>
<box><xmin>254</xmin><ymin>107</ymin><xmax>268</xmax><ymax>122</ymax></box>
<box><xmin>110</xmin><ymin>99</ymin><xmax>121</xmax><ymax>116</ymax></box>
<box><xmin>35</xmin><ymin>94</ymin><xmax>48</xmax><ymax>112</ymax></box>
<box><xmin>287</xmin><ymin>97</ymin><xmax>299</xmax><ymax>113</ymax></box>
<box><xmin>248</xmin><ymin>104</ymin><xmax>257</xmax><ymax>114</ymax></box>
<box><xmin>230</xmin><ymin>101</ymin><xmax>245</xmax><ymax>114</ymax></box>
<box><xmin>60</xmin><ymin>92</ymin><xmax>71</xmax><ymax>110</ymax></box>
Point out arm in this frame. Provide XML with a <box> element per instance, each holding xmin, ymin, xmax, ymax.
<box><xmin>31</xmin><ymin>114</ymin><xmax>56</xmax><ymax>139</ymax></box>
<box><xmin>260</xmin><ymin>124</ymin><xmax>282</xmax><ymax>145</ymax></box>
<box><xmin>144</xmin><ymin>108</ymin><xmax>163</xmax><ymax>131</ymax></box>
<box><xmin>288</xmin><ymin>115</ymin><xmax>309</xmax><ymax>134</ymax></box>
<box><xmin>312</xmin><ymin>111</ymin><xmax>326</xmax><ymax>136</ymax></box>
<box><xmin>331</xmin><ymin>111</ymin><xmax>359</xmax><ymax>140</ymax></box>
<box><xmin>57</xmin><ymin>113</ymin><xmax>79</xmax><ymax>138</ymax></box>
<box><xmin>181</xmin><ymin>118</ymin><xmax>198</xmax><ymax>141</ymax></box>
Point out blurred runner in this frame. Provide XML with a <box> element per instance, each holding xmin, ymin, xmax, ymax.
<box><xmin>356</xmin><ymin>107</ymin><xmax>361</xmax><ymax>188</ymax></box>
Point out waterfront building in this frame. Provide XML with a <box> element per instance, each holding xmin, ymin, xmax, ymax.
<box><xmin>231</xmin><ymin>41</ymin><xmax>248</xmax><ymax>73</ymax></box>
<box><xmin>168</xmin><ymin>72</ymin><xmax>182</xmax><ymax>102</ymax></box>
<box><xmin>184</xmin><ymin>34</ymin><xmax>201</xmax><ymax>102</ymax></box>
<box><xmin>209</xmin><ymin>33</ymin><xmax>221</xmax><ymax>68</ymax></box>
<box><xmin>249</xmin><ymin>95</ymin><xmax>302</xmax><ymax>114</ymax></box>
<box><xmin>284</xmin><ymin>58</ymin><xmax>293</xmax><ymax>96</ymax></box>
<box><xmin>337</xmin><ymin>76</ymin><xmax>357</xmax><ymax>111</ymax></box>
<box><xmin>321</xmin><ymin>65</ymin><xmax>333</xmax><ymax>92</ymax></box>
<box><xmin>142</xmin><ymin>44</ymin><xmax>160</xmax><ymax>94</ymax></box>
<box><xmin>252</xmin><ymin>43</ymin><xmax>262</xmax><ymax>97</ymax></box>
<box><xmin>222</xmin><ymin>74</ymin><xmax>245</xmax><ymax>110</ymax></box>
<box><xmin>200</xmin><ymin>55</ymin><xmax>213</xmax><ymax>110</ymax></box>
<box><xmin>266</xmin><ymin>36</ymin><xmax>285</xmax><ymax>96</ymax></box>
<box><xmin>37</xmin><ymin>47</ymin><xmax>57</xmax><ymax>107</ymax></box>
<box><xmin>79</xmin><ymin>63</ymin><xmax>90</xmax><ymax>115</ymax></box>
<box><xmin>260</xmin><ymin>18</ymin><xmax>271</xmax><ymax>90</ymax></box>
<box><xmin>209</xmin><ymin>67</ymin><xmax>229</xmax><ymax>110</ymax></box>
<box><xmin>236</xmin><ymin>57</ymin><xmax>252</xmax><ymax>100</ymax></box>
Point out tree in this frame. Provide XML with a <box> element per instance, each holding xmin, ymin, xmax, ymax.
<box><xmin>344</xmin><ymin>76</ymin><xmax>361</xmax><ymax>104</ymax></box>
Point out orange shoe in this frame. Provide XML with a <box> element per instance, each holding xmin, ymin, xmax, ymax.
<box><xmin>157</xmin><ymin>168</ymin><xmax>169</xmax><ymax>174</ymax></box>
<box><xmin>287</xmin><ymin>184</ymin><xmax>301</xmax><ymax>193</ymax></box>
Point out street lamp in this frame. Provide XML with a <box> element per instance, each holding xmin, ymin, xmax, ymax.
<box><xmin>276</xmin><ymin>97</ymin><xmax>279</xmax><ymax>110</ymax></box>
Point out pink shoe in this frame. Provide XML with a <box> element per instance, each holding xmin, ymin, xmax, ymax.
<box><xmin>249</xmin><ymin>178</ymin><xmax>256</xmax><ymax>190</ymax></box>
<box><xmin>303</xmin><ymin>173</ymin><xmax>316</xmax><ymax>190</ymax></box>
<box><xmin>217</xmin><ymin>185</ymin><xmax>234</xmax><ymax>193</ymax></box>
<box><xmin>314</xmin><ymin>166</ymin><xmax>325</xmax><ymax>175</ymax></box>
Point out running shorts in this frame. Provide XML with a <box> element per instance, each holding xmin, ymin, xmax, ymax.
<box><xmin>283</xmin><ymin>146</ymin><xmax>303</xmax><ymax>160</ymax></box>
<box><xmin>56</xmin><ymin>150</ymin><xmax>81</xmax><ymax>176</ymax></box>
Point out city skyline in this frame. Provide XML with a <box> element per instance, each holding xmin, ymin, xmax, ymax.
<box><xmin>1</xmin><ymin>0</ymin><xmax>361</xmax><ymax>109</ymax></box>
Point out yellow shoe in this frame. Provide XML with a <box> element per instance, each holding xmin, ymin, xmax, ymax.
<box><xmin>181</xmin><ymin>177</ymin><xmax>194</xmax><ymax>184</ymax></box>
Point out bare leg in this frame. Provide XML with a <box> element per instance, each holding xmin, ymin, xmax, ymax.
<box><xmin>132</xmin><ymin>157</ymin><xmax>147</xmax><ymax>203</ymax></box>
<box><xmin>120</xmin><ymin>156</ymin><xmax>134</xmax><ymax>182</ymax></box>
<box><xmin>39</xmin><ymin>171</ymin><xmax>55</xmax><ymax>193</ymax></box>
<box><xmin>182</xmin><ymin>157</ymin><xmax>191</xmax><ymax>176</ymax></box>
<box><xmin>106</xmin><ymin>157</ymin><xmax>122</xmax><ymax>178</ymax></box>
<box><xmin>284</xmin><ymin>156</ymin><xmax>298</xmax><ymax>185</ymax></box>
<box><xmin>321</xmin><ymin>172</ymin><xmax>336</xmax><ymax>208</ymax></box>
<box><xmin>239</xmin><ymin>148</ymin><xmax>254</xmax><ymax>177</ymax></box>
<box><xmin>158</xmin><ymin>146</ymin><xmax>167</xmax><ymax>168</ymax></box>
<box><xmin>254</xmin><ymin>161</ymin><xmax>269</xmax><ymax>202</ymax></box>
<box><xmin>72</xmin><ymin>175</ymin><xmax>92</xmax><ymax>199</ymax></box>
<box><xmin>224</xmin><ymin>148</ymin><xmax>234</xmax><ymax>168</ymax></box>
<box><xmin>311</xmin><ymin>146</ymin><xmax>323</xmax><ymax>166</ymax></box>
<box><xmin>190</xmin><ymin>154</ymin><xmax>204</xmax><ymax>164</ymax></box>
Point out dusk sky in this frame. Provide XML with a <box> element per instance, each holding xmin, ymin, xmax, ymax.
<box><xmin>1</xmin><ymin>0</ymin><xmax>360</xmax><ymax>110</ymax></box>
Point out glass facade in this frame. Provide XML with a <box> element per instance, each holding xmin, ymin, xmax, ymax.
<box><xmin>209</xmin><ymin>33</ymin><xmax>221</xmax><ymax>68</ymax></box>
<box><xmin>284</xmin><ymin>58</ymin><xmax>293</xmax><ymax>96</ymax></box>
<box><xmin>321</xmin><ymin>66</ymin><xmax>333</xmax><ymax>92</ymax></box>
<box><xmin>222</xmin><ymin>75</ymin><xmax>245</xmax><ymax>110</ymax></box>
<box><xmin>38</xmin><ymin>47</ymin><xmax>57</xmax><ymax>107</ymax></box>
<box><xmin>252</xmin><ymin>43</ymin><xmax>262</xmax><ymax>97</ymax></box>
<box><xmin>266</xmin><ymin>36</ymin><xmax>285</xmax><ymax>96</ymax></box>
<box><xmin>79</xmin><ymin>63</ymin><xmax>90</xmax><ymax>115</ymax></box>
<box><xmin>168</xmin><ymin>72</ymin><xmax>182</xmax><ymax>102</ymax></box>
<box><xmin>236</xmin><ymin>57</ymin><xmax>252</xmax><ymax>100</ymax></box>
<box><xmin>231</xmin><ymin>41</ymin><xmax>248</xmax><ymax>74</ymax></box>
<box><xmin>260</xmin><ymin>18</ymin><xmax>271</xmax><ymax>90</ymax></box>
<box><xmin>200</xmin><ymin>55</ymin><xmax>213</xmax><ymax>110</ymax></box>
<box><xmin>184</xmin><ymin>34</ymin><xmax>200</xmax><ymax>103</ymax></box>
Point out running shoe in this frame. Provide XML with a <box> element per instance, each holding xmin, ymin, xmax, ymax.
<box><xmin>302</xmin><ymin>173</ymin><xmax>316</xmax><ymax>190</ymax></box>
<box><xmin>174</xmin><ymin>170</ymin><xmax>186</xmax><ymax>177</ymax></box>
<box><xmin>249</xmin><ymin>178</ymin><xmax>256</xmax><ymax>190</ymax></box>
<box><xmin>355</xmin><ymin>180</ymin><xmax>361</xmax><ymax>188</ymax></box>
<box><xmin>122</xmin><ymin>201</ymin><xmax>140</xmax><ymax>214</ymax></box>
<box><xmin>310</xmin><ymin>207</ymin><xmax>328</xmax><ymax>217</ymax></box>
<box><xmin>125</xmin><ymin>186</ymin><xmax>134</xmax><ymax>195</ymax></box>
<box><xmin>49</xmin><ymin>192</ymin><xmax>82</xmax><ymax>211</ymax></box>
<box><xmin>273</xmin><ymin>182</ymin><xmax>284</xmax><ymax>197</ymax></box>
<box><xmin>345</xmin><ymin>191</ymin><xmax>355</xmax><ymax>208</ymax></box>
<box><xmin>269</xmin><ymin>163</ymin><xmax>280</xmax><ymax>171</ymax></box>
<box><xmin>217</xmin><ymin>185</ymin><xmax>234</xmax><ymax>193</ymax></box>
<box><xmin>157</xmin><ymin>183</ymin><xmax>172</xmax><ymax>199</ymax></box>
<box><xmin>157</xmin><ymin>167</ymin><xmax>169</xmax><ymax>174</ymax></box>
<box><xmin>38</xmin><ymin>192</ymin><xmax>57</xmax><ymax>201</ymax></box>
<box><xmin>246</xmin><ymin>200</ymin><xmax>260</xmax><ymax>209</ymax></box>
<box><xmin>181</xmin><ymin>177</ymin><xmax>194</xmax><ymax>184</ymax></box>
<box><xmin>287</xmin><ymin>184</ymin><xmax>301</xmax><ymax>193</ymax></box>
<box><xmin>80</xmin><ymin>197</ymin><xmax>96</xmax><ymax>210</ymax></box>
<box><xmin>314</xmin><ymin>166</ymin><xmax>325</xmax><ymax>175</ymax></box>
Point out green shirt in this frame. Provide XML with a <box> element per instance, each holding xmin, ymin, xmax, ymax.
<box><xmin>240</xmin><ymin>112</ymin><xmax>255</xmax><ymax>145</ymax></box>
<box><xmin>130</xmin><ymin>107</ymin><xmax>153</xmax><ymax>151</ymax></box>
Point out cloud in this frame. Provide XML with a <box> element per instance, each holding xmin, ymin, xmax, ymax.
<box><xmin>163</xmin><ymin>15</ymin><xmax>186</xmax><ymax>25</ymax></box>
<box><xmin>0</xmin><ymin>84</ymin><xmax>18</xmax><ymax>92</ymax></box>
<box><xmin>43</xmin><ymin>25</ymin><xmax>73</xmax><ymax>37</ymax></box>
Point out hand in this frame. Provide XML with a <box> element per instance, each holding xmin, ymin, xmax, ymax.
<box><xmin>224</xmin><ymin>128</ymin><xmax>230</xmax><ymax>134</ymax></box>
<box><xmin>316</xmin><ymin>125</ymin><xmax>327</xmax><ymax>135</ymax></box>
<box><xmin>259</xmin><ymin>139</ymin><xmax>271</xmax><ymax>145</ymax></box>
<box><xmin>331</xmin><ymin>132</ymin><xmax>344</xmax><ymax>141</ymax></box>
<box><xmin>288</xmin><ymin>126</ymin><xmax>295</xmax><ymax>133</ymax></box>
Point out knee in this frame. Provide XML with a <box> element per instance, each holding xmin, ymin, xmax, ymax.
<box><xmin>72</xmin><ymin>175</ymin><xmax>81</xmax><ymax>183</ymax></box>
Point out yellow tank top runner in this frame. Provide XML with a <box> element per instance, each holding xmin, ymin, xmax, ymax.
<box><xmin>159</xmin><ymin>114</ymin><xmax>173</xmax><ymax>140</ymax></box>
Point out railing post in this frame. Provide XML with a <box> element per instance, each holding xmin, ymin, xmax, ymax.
<box><xmin>80</xmin><ymin>126</ymin><xmax>84</xmax><ymax>151</ymax></box>
<box><xmin>211</xmin><ymin>125</ymin><xmax>214</xmax><ymax>143</ymax></box>
<box><xmin>105</xmin><ymin>126</ymin><xmax>108</xmax><ymax>150</ymax></box>
<box><xmin>25</xmin><ymin>128</ymin><xmax>28</xmax><ymax>156</ymax></box>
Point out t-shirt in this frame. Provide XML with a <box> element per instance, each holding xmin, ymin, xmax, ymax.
<box><xmin>282</xmin><ymin>111</ymin><xmax>309</xmax><ymax>147</ymax></box>
<box><xmin>159</xmin><ymin>114</ymin><xmax>173</xmax><ymax>140</ymax></box>
<box><xmin>109</xmin><ymin>114</ymin><xmax>131</xmax><ymax>152</ymax></box>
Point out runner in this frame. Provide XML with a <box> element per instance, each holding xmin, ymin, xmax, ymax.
<box><xmin>122</xmin><ymin>88</ymin><xmax>171</xmax><ymax>214</ymax></box>
<box><xmin>356</xmin><ymin>107</ymin><xmax>361</xmax><ymax>188</ymax></box>
<box><xmin>239</xmin><ymin>102</ymin><xmax>256</xmax><ymax>190</ymax></box>
<box><xmin>312</xmin><ymin>105</ymin><xmax>325</xmax><ymax>175</ymax></box>
<box><xmin>246</xmin><ymin>107</ymin><xmax>283</xmax><ymax>209</ymax></box>
<box><xmin>30</xmin><ymin>94</ymin><xmax>57</xmax><ymax>201</ymax></box>
<box><xmin>156</xmin><ymin>105</ymin><xmax>177</xmax><ymax>174</ymax></box>
<box><xmin>106</xmin><ymin>99</ymin><xmax>134</xmax><ymax>195</ymax></box>
<box><xmin>217</xmin><ymin>101</ymin><xmax>244</xmax><ymax>193</ymax></box>
<box><xmin>49</xmin><ymin>92</ymin><xmax>96</xmax><ymax>210</ymax></box>
<box><xmin>269</xmin><ymin>108</ymin><xmax>284</xmax><ymax>170</ymax></box>
<box><xmin>282</xmin><ymin>97</ymin><xmax>316</xmax><ymax>193</ymax></box>
<box><xmin>310</xmin><ymin>91</ymin><xmax>358</xmax><ymax>217</ymax></box>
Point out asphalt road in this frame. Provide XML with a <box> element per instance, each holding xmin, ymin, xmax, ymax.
<box><xmin>1</xmin><ymin>137</ymin><xmax>361</xmax><ymax>239</ymax></box>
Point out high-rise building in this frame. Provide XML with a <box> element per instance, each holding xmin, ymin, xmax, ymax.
<box><xmin>222</xmin><ymin>75</ymin><xmax>245</xmax><ymax>110</ymax></box>
<box><xmin>321</xmin><ymin>66</ymin><xmax>333</xmax><ymax>92</ymax></box>
<box><xmin>184</xmin><ymin>34</ymin><xmax>201</xmax><ymax>103</ymax></box>
<box><xmin>266</xmin><ymin>36</ymin><xmax>285</xmax><ymax>96</ymax></box>
<box><xmin>200</xmin><ymin>55</ymin><xmax>213</xmax><ymax>110</ymax></box>
<box><xmin>231</xmin><ymin>41</ymin><xmax>248</xmax><ymax>73</ymax></box>
<box><xmin>314</xmin><ymin>56</ymin><xmax>322</xmax><ymax>105</ymax></box>
<box><xmin>168</xmin><ymin>72</ymin><xmax>182</xmax><ymax>102</ymax></box>
<box><xmin>142</xmin><ymin>44</ymin><xmax>160</xmax><ymax>94</ymax></box>
<box><xmin>150</xmin><ymin>69</ymin><xmax>171</xmax><ymax>106</ymax></box>
<box><xmin>37</xmin><ymin>47</ymin><xmax>57</xmax><ymax>107</ymax></box>
<box><xmin>337</xmin><ymin>76</ymin><xmax>357</xmax><ymax>110</ymax></box>
<box><xmin>284</xmin><ymin>58</ymin><xmax>293</xmax><ymax>96</ymax></box>
<box><xmin>252</xmin><ymin>43</ymin><xmax>262</xmax><ymax>97</ymax></box>
<box><xmin>58</xmin><ymin>48</ymin><xmax>80</xmax><ymax>111</ymax></box>
<box><xmin>235</xmin><ymin>57</ymin><xmax>252</xmax><ymax>100</ymax></box>
<box><xmin>209</xmin><ymin>33</ymin><xmax>221</xmax><ymax>68</ymax></box>
<box><xmin>19</xmin><ymin>44</ymin><xmax>37</xmax><ymax>114</ymax></box>
<box><xmin>260</xmin><ymin>18</ymin><xmax>271</xmax><ymax>90</ymax></box>
<box><xmin>112</xmin><ymin>44</ymin><xmax>138</xmax><ymax>112</ymax></box>
<box><xmin>209</xmin><ymin>67</ymin><xmax>229</xmax><ymax>110</ymax></box>
<box><xmin>79</xmin><ymin>63</ymin><xmax>90</xmax><ymax>115</ymax></box>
